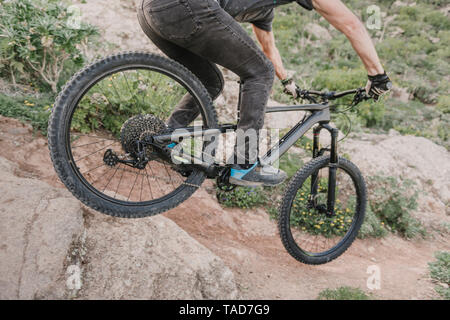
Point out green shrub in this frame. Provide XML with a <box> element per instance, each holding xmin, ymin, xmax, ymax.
<box><xmin>424</xmin><ymin>11</ymin><xmax>450</xmax><ymax>30</ymax></box>
<box><xmin>428</xmin><ymin>251</ymin><xmax>450</xmax><ymax>300</ymax></box>
<box><xmin>290</xmin><ymin>177</ymin><xmax>356</xmax><ymax>237</ymax></box>
<box><xmin>269</xmin><ymin>1</ymin><xmax>448</xmax><ymax>146</ymax></box>
<box><xmin>317</xmin><ymin>287</ymin><xmax>371</xmax><ymax>300</ymax></box>
<box><xmin>216</xmin><ymin>186</ymin><xmax>266</xmax><ymax>209</ymax></box>
<box><xmin>0</xmin><ymin>0</ymin><xmax>98</xmax><ymax>92</ymax></box>
<box><xmin>368</xmin><ymin>176</ymin><xmax>425</xmax><ymax>239</ymax></box>
<box><xmin>293</xmin><ymin>135</ymin><xmax>313</xmax><ymax>151</ymax></box>
<box><xmin>436</xmin><ymin>95</ymin><xmax>450</xmax><ymax>114</ymax></box>
<box><xmin>71</xmin><ymin>71</ymin><xmax>185</xmax><ymax>135</ymax></box>
<box><xmin>0</xmin><ymin>93</ymin><xmax>51</xmax><ymax>135</ymax></box>
<box><xmin>277</xmin><ymin>152</ymin><xmax>304</xmax><ymax>178</ymax></box>
<box><xmin>358</xmin><ymin>206</ymin><xmax>388</xmax><ymax>239</ymax></box>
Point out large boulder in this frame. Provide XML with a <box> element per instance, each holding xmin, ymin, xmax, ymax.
<box><xmin>342</xmin><ymin>133</ymin><xmax>450</xmax><ymax>228</ymax></box>
<box><xmin>79</xmin><ymin>211</ymin><xmax>238</xmax><ymax>300</ymax></box>
<box><xmin>343</xmin><ymin>134</ymin><xmax>450</xmax><ymax>204</ymax></box>
<box><xmin>0</xmin><ymin>157</ymin><xmax>84</xmax><ymax>299</ymax></box>
<box><xmin>0</xmin><ymin>156</ymin><xmax>237</xmax><ymax>299</ymax></box>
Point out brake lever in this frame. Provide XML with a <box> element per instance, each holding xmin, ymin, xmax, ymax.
<box><xmin>352</xmin><ymin>88</ymin><xmax>371</xmax><ymax>105</ymax></box>
<box><xmin>296</xmin><ymin>88</ymin><xmax>318</xmax><ymax>104</ymax></box>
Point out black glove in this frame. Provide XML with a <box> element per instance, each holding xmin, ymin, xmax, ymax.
<box><xmin>365</xmin><ymin>72</ymin><xmax>393</xmax><ymax>101</ymax></box>
<box><xmin>281</xmin><ymin>78</ymin><xmax>298</xmax><ymax>99</ymax></box>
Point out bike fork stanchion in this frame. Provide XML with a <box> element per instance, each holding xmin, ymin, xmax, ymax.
<box><xmin>325</xmin><ymin>126</ymin><xmax>339</xmax><ymax>216</ymax></box>
<box><xmin>310</xmin><ymin>126</ymin><xmax>322</xmax><ymax>203</ymax></box>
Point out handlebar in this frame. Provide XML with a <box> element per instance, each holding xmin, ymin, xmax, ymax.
<box><xmin>295</xmin><ymin>87</ymin><xmax>372</xmax><ymax>105</ymax></box>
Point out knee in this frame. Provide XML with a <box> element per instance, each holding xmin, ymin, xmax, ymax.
<box><xmin>206</xmin><ymin>71</ymin><xmax>224</xmax><ymax>100</ymax></box>
<box><xmin>246</xmin><ymin>54</ymin><xmax>275</xmax><ymax>85</ymax></box>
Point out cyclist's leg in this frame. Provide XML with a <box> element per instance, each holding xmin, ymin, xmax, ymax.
<box><xmin>139</xmin><ymin>0</ymin><xmax>274</xmax><ymax>137</ymax></box>
<box><xmin>182</xmin><ymin>0</ymin><xmax>275</xmax><ymax>164</ymax></box>
<box><xmin>138</xmin><ymin>4</ymin><xmax>224</xmax><ymax>129</ymax></box>
<box><xmin>184</xmin><ymin>0</ymin><xmax>275</xmax><ymax>135</ymax></box>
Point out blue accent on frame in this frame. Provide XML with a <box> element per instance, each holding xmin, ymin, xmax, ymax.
<box><xmin>230</xmin><ymin>162</ymin><xmax>258</xmax><ymax>180</ymax></box>
<box><xmin>167</xmin><ymin>142</ymin><xmax>177</xmax><ymax>149</ymax></box>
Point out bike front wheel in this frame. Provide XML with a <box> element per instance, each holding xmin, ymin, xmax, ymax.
<box><xmin>278</xmin><ymin>156</ymin><xmax>367</xmax><ymax>265</ymax></box>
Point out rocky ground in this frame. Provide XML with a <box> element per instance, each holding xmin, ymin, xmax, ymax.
<box><xmin>0</xmin><ymin>116</ymin><xmax>448</xmax><ymax>299</ymax></box>
<box><xmin>0</xmin><ymin>120</ymin><xmax>237</xmax><ymax>299</ymax></box>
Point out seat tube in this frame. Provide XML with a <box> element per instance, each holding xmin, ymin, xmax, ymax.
<box><xmin>237</xmin><ymin>81</ymin><xmax>244</xmax><ymax>123</ymax></box>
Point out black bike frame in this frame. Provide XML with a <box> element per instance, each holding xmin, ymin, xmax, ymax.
<box><xmin>152</xmin><ymin>102</ymin><xmax>336</xmax><ymax>168</ymax></box>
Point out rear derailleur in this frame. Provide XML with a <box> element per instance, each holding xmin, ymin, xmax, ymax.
<box><xmin>103</xmin><ymin>140</ymin><xmax>151</xmax><ymax>170</ymax></box>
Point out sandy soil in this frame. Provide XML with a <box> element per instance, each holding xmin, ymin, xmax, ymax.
<box><xmin>1</xmin><ymin>116</ymin><xmax>448</xmax><ymax>299</ymax></box>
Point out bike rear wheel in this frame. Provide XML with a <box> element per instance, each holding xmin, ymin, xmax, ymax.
<box><xmin>48</xmin><ymin>52</ymin><xmax>218</xmax><ymax>218</ymax></box>
<box><xmin>278</xmin><ymin>156</ymin><xmax>367</xmax><ymax>265</ymax></box>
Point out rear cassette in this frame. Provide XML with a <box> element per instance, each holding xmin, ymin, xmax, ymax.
<box><xmin>120</xmin><ymin>114</ymin><xmax>166</xmax><ymax>156</ymax></box>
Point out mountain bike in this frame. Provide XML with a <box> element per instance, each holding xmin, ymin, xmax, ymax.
<box><xmin>49</xmin><ymin>52</ymin><xmax>371</xmax><ymax>265</ymax></box>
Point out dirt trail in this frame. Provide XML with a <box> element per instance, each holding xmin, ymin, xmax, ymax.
<box><xmin>166</xmin><ymin>187</ymin><xmax>447</xmax><ymax>299</ymax></box>
<box><xmin>1</xmin><ymin>116</ymin><xmax>447</xmax><ymax>299</ymax></box>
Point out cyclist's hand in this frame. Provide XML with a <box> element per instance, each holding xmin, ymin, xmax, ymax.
<box><xmin>281</xmin><ymin>78</ymin><xmax>298</xmax><ymax>99</ymax></box>
<box><xmin>365</xmin><ymin>72</ymin><xmax>393</xmax><ymax>101</ymax></box>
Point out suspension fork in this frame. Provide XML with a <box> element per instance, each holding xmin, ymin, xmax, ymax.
<box><xmin>323</xmin><ymin>124</ymin><xmax>339</xmax><ymax>216</ymax></box>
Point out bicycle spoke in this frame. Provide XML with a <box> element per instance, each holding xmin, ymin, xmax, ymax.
<box><xmin>74</xmin><ymin>141</ymin><xmax>118</xmax><ymax>162</ymax></box>
<box><xmin>90</xmin><ymin>166</ymin><xmax>114</xmax><ymax>187</ymax></box>
<box><xmin>72</xmin><ymin>140</ymin><xmax>115</xmax><ymax>149</ymax></box>
<box><xmin>102</xmin><ymin>164</ymin><xmax>120</xmax><ymax>193</ymax></box>
<box><xmin>81</xmin><ymin>163</ymin><xmax>106</xmax><ymax>176</ymax></box>
<box><xmin>140</xmin><ymin>171</ymin><xmax>145</xmax><ymax>202</ymax></box>
<box><xmin>70</xmin><ymin>133</ymin><xmax>117</xmax><ymax>142</ymax></box>
<box><xmin>127</xmin><ymin>170</ymin><xmax>140</xmax><ymax>201</ymax></box>
<box><xmin>144</xmin><ymin>166</ymin><xmax>154</xmax><ymax>199</ymax></box>
<box><xmin>113</xmin><ymin>165</ymin><xmax>126</xmax><ymax>199</ymax></box>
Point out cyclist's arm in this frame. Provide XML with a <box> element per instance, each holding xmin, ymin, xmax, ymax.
<box><xmin>252</xmin><ymin>25</ymin><xmax>288</xmax><ymax>80</ymax></box>
<box><xmin>312</xmin><ymin>0</ymin><xmax>384</xmax><ymax>76</ymax></box>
